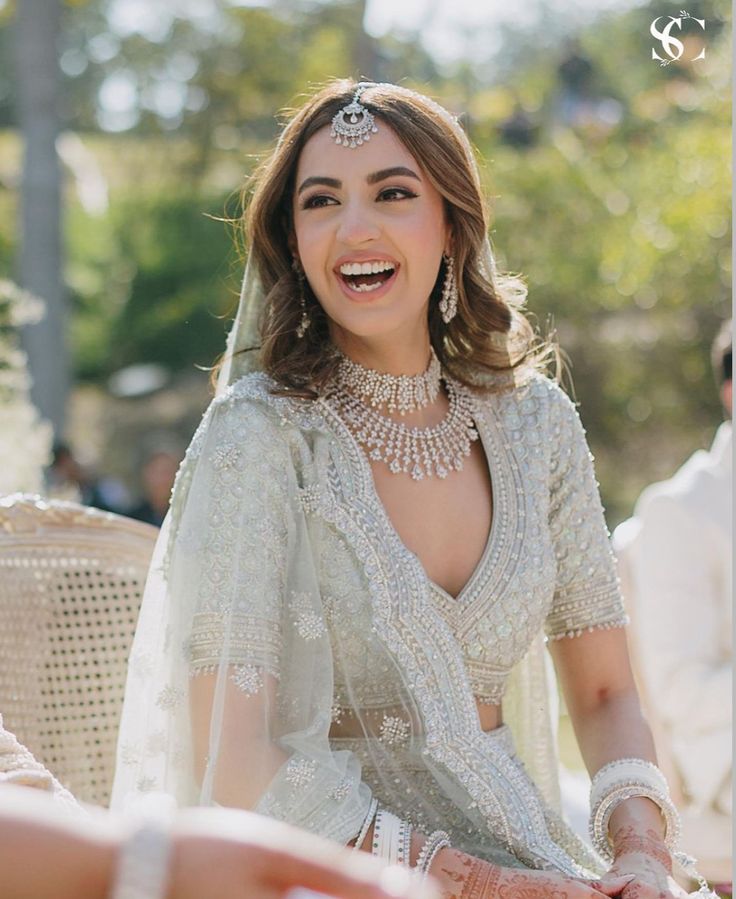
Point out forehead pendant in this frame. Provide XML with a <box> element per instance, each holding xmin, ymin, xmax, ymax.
<box><xmin>330</xmin><ymin>82</ymin><xmax>379</xmax><ymax>148</ymax></box>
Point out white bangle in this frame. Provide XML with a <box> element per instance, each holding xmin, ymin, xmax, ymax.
<box><xmin>352</xmin><ymin>798</ymin><xmax>378</xmax><ymax>852</ymax></box>
<box><xmin>109</xmin><ymin>821</ymin><xmax>173</xmax><ymax>899</ymax></box>
<box><xmin>590</xmin><ymin>758</ymin><xmax>669</xmax><ymax>808</ymax></box>
<box><xmin>397</xmin><ymin>817</ymin><xmax>412</xmax><ymax>867</ymax></box>
<box><xmin>375</xmin><ymin>809</ymin><xmax>403</xmax><ymax>864</ymax></box>
<box><xmin>588</xmin><ymin>758</ymin><xmax>680</xmax><ymax>862</ymax></box>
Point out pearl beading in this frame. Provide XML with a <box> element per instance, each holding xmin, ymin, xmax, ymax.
<box><xmin>335</xmin><ymin>347</ymin><xmax>441</xmax><ymax>415</ymax></box>
<box><xmin>415</xmin><ymin>829</ymin><xmax>451</xmax><ymax>883</ymax></box>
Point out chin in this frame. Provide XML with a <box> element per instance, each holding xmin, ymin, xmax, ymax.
<box><xmin>327</xmin><ymin>307</ymin><xmax>421</xmax><ymax>344</ymax></box>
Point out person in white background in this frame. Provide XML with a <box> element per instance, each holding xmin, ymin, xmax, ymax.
<box><xmin>613</xmin><ymin>320</ymin><xmax>732</xmax><ymax>889</ymax></box>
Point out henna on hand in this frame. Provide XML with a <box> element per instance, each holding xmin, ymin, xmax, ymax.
<box><xmin>496</xmin><ymin>870</ymin><xmax>580</xmax><ymax>898</ymax></box>
<box><xmin>458</xmin><ymin>857</ymin><xmax>502</xmax><ymax>899</ymax></box>
<box><xmin>434</xmin><ymin>846</ymin><xmax>477</xmax><ymax>899</ymax></box>
<box><xmin>612</xmin><ymin>826</ymin><xmax>673</xmax><ymax>875</ymax></box>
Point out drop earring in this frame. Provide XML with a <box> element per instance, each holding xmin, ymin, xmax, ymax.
<box><xmin>439</xmin><ymin>253</ymin><xmax>458</xmax><ymax>324</ymax></box>
<box><xmin>293</xmin><ymin>258</ymin><xmax>311</xmax><ymax>338</ymax></box>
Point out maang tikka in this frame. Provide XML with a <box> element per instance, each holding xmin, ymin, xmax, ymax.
<box><xmin>330</xmin><ymin>82</ymin><xmax>379</xmax><ymax>148</ymax></box>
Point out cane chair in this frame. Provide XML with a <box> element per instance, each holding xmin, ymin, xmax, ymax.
<box><xmin>0</xmin><ymin>494</ymin><xmax>158</xmax><ymax>806</ymax></box>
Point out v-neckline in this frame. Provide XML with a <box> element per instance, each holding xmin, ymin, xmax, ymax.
<box><xmin>322</xmin><ymin>389</ymin><xmax>500</xmax><ymax>606</ymax></box>
<box><xmin>422</xmin><ymin>414</ymin><xmax>497</xmax><ymax>604</ymax></box>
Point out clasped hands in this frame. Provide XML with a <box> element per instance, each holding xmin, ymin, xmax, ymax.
<box><xmin>427</xmin><ymin>827</ymin><xmax>690</xmax><ymax>899</ymax></box>
<box><xmin>594</xmin><ymin>826</ymin><xmax>690</xmax><ymax>899</ymax></box>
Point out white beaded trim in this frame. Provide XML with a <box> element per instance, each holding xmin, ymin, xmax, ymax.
<box><xmin>415</xmin><ymin>829</ymin><xmax>451</xmax><ymax>883</ymax></box>
<box><xmin>546</xmin><ymin>616</ymin><xmax>630</xmax><ymax>642</ymax></box>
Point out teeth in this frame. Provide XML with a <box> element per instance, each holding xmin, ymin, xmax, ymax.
<box><xmin>339</xmin><ymin>260</ymin><xmax>395</xmax><ymax>276</ymax></box>
<box><xmin>348</xmin><ymin>281</ymin><xmax>384</xmax><ymax>292</ymax></box>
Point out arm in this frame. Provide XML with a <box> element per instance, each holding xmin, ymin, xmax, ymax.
<box><xmin>0</xmin><ymin>784</ymin><xmax>435</xmax><ymax>899</ymax></box>
<box><xmin>549</xmin><ymin>630</ymin><xmax>686</xmax><ymax>895</ymax></box>
<box><xmin>543</xmin><ymin>384</ymin><xmax>682</xmax><ymax>897</ymax></box>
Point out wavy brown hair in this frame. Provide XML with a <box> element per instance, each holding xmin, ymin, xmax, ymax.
<box><xmin>218</xmin><ymin>78</ymin><xmax>556</xmax><ymax>397</ymax></box>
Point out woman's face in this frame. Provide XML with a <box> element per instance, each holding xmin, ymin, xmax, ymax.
<box><xmin>291</xmin><ymin>120</ymin><xmax>451</xmax><ymax>347</ymax></box>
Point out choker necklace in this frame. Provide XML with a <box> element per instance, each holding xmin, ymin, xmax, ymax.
<box><xmin>336</xmin><ymin>347</ymin><xmax>441</xmax><ymax>415</ymax></box>
<box><xmin>332</xmin><ymin>352</ymin><xmax>479</xmax><ymax>480</ymax></box>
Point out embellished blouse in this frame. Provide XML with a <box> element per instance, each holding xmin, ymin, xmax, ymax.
<box><xmin>189</xmin><ymin>369</ymin><xmax>627</xmax><ymax>706</ymax></box>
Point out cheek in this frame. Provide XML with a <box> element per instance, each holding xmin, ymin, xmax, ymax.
<box><xmin>295</xmin><ymin>224</ymin><xmax>330</xmax><ymax>270</ymax></box>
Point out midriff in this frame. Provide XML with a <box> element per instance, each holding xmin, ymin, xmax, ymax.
<box><xmin>477</xmin><ymin>700</ymin><xmax>503</xmax><ymax>733</ymax></box>
<box><xmin>328</xmin><ymin>698</ymin><xmax>503</xmax><ymax>739</ymax></box>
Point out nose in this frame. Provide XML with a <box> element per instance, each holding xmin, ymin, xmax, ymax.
<box><xmin>335</xmin><ymin>200</ymin><xmax>381</xmax><ymax>245</ymax></box>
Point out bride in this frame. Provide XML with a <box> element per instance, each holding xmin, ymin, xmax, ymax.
<box><xmin>112</xmin><ymin>80</ymin><xmax>708</xmax><ymax>898</ymax></box>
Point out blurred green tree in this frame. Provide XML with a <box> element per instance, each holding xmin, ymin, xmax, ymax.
<box><xmin>0</xmin><ymin>0</ymin><xmax>729</xmax><ymax>517</ymax></box>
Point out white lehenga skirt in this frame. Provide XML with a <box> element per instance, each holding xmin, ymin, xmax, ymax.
<box><xmin>330</xmin><ymin>723</ymin><xmax>598</xmax><ymax>872</ymax></box>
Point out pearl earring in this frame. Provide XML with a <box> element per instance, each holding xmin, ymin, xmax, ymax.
<box><xmin>292</xmin><ymin>258</ymin><xmax>311</xmax><ymax>338</ymax></box>
<box><xmin>439</xmin><ymin>253</ymin><xmax>458</xmax><ymax>324</ymax></box>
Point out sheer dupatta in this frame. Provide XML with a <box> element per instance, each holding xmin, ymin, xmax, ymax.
<box><xmin>111</xmin><ymin>383</ymin><xmax>371</xmax><ymax>843</ymax></box>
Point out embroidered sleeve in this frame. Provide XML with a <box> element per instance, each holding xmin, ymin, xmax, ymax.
<box><xmin>181</xmin><ymin>392</ymin><xmax>292</xmax><ymax>682</ymax></box>
<box><xmin>544</xmin><ymin>384</ymin><xmax>629</xmax><ymax>640</ymax></box>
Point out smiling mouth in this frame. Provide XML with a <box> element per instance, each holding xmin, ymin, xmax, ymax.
<box><xmin>338</xmin><ymin>267</ymin><xmax>397</xmax><ymax>293</ymax></box>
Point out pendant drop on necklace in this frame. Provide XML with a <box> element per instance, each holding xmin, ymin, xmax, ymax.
<box><xmin>333</xmin><ymin>370</ymin><xmax>479</xmax><ymax>480</ymax></box>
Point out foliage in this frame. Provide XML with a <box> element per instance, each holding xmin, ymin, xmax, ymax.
<box><xmin>0</xmin><ymin>280</ymin><xmax>53</xmax><ymax>492</ymax></box>
<box><xmin>68</xmin><ymin>187</ymin><xmax>239</xmax><ymax>379</ymax></box>
<box><xmin>0</xmin><ymin>0</ymin><xmax>731</xmax><ymax>518</ymax></box>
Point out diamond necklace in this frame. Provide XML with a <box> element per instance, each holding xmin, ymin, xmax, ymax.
<box><xmin>332</xmin><ymin>369</ymin><xmax>480</xmax><ymax>481</ymax></box>
<box><xmin>335</xmin><ymin>346</ymin><xmax>441</xmax><ymax>415</ymax></box>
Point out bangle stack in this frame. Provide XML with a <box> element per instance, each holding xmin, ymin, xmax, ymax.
<box><xmin>589</xmin><ymin>758</ymin><xmax>719</xmax><ymax>898</ymax></box>
<box><xmin>352</xmin><ymin>798</ymin><xmax>378</xmax><ymax>852</ymax></box>
<box><xmin>371</xmin><ymin>808</ymin><xmax>412</xmax><ymax>866</ymax></box>
<box><xmin>415</xmin><ymin>829</ymin><xmax>452</xmax><ymax>883</ymax></box>
<box><xmin>589</xmin><ymin>758</ymin><xmax>680</xmax><ymax>863</ymax></box>
<box><xmin>365</xmin><ymin>802</ymin><xmax>452</xmax><ymax>884</ymax></box>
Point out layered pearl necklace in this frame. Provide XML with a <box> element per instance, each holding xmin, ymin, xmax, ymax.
<box><xmin>332</xmin><ymin>348</ymin><xmax>479</xmax><ymax>480</ymax></box>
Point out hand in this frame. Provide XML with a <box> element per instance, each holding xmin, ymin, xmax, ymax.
<box><xmin>169</xmin><ymin>806</ymin><xmax>437</xmax><ymax>899</ymax></box>
<box><xmin>598</xmin><ymin>827</ymin><xmax>689</xmax><ymax>899</ymax></box>
<box><xmin>428</xmin><ymin>844</ymin><xmax>637</xmax><ymax>898</ymax></box>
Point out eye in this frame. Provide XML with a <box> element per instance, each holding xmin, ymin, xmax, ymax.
<box><xmin>378</xmin><ymin>187</ymin><xmax>417</xmax><ymax>201</ymax></box>
<box><xmin>300</xmin><ymin>194</ymin><xmax>337</xmax><ymax>210</ymax></box>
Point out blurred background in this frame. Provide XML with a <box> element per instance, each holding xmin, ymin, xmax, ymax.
<box><xmin>0</xmin><ymin>0</ymin><xmax>730</xmax><ymax>524</ymax></box>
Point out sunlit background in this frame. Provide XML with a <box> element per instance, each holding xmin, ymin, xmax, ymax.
<box><xmin>0</xmin><ymin>0</ymin><xmax>730</xmax><ymax>524</ymax></box>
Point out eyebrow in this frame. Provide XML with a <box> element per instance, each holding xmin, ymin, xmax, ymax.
<box><xmin>296</xmin><ymin>166</ymin><xmax>421</xmax><ymax>196</ymax></box>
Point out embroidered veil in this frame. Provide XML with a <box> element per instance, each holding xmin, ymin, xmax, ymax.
<box><xmin>111</xmin><ymin>83</ymin><xmax>618</xmax><ymax>878</ymax></box>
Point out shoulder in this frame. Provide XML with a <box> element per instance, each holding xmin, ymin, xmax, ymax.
<box><xmin>178</xmin><ymin>373</ymin><xmax>295</xmax><ymax>476</ymax></box>
<box><xmin>207</xmin><ymin>373</ymin><xmax>332</xmax><ymax>480</ymax></box>
<box><xmin>477</xmin><ymin>371</ymin><xmax>579</xmax><ymax>430</ymax></box>
<box><xmin>210</xmin><ymin>372</ymin><xmax>321</xmax><ymax>438</ymax></box>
